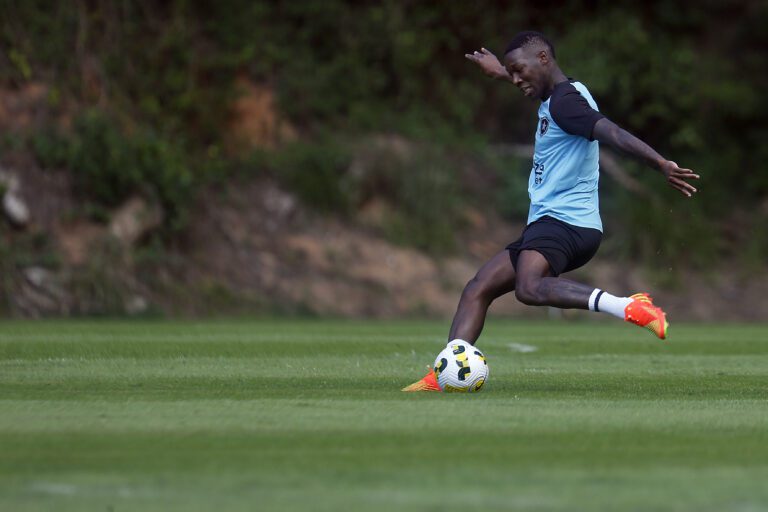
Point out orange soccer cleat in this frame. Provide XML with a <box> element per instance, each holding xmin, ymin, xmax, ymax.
<box><xmin>624</xmin><ymin>292</ymin><xmax>669</xmax><ymax>339</ymax></box>
<box><xmin>401</xmin><ymin>368</ymin><xmax>441</xmax><ymax>392</ymax></box>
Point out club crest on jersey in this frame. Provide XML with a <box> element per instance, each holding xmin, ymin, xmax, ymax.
<box><xmin>539</xmin><ymin>117</ymin><xmax>549</xmax><ymax>136</ymax></box>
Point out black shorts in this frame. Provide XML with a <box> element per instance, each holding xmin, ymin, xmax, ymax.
<box><xmin>506</xmin><ymin>216</ymin><xmax>602</xmax><ymax>277</ymax></box>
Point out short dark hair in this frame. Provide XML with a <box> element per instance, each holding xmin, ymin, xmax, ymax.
<box><xmin>504</xmin><ymin>31</ymin><xmax>556</xmax><ymax>59</ymax></box>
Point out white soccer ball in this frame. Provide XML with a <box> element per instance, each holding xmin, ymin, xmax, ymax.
<box><xmin>433</xmin><ymin>340</ymin><xmax>489</xmax><ymax>392</ymax></box>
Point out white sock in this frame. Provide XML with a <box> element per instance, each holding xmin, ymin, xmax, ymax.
<box><xmin>588</xmin><ymin>289</ymin><xmax>633</xmax><ymax>319</ymax></box>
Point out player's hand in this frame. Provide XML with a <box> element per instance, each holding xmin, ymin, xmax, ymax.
<box><xmin>464</xmin><ymin>47</ymin><xmax>507</xmax><ymax>79</ymax></box>
<box><xmin>660</xmin><ymin>160</ymin><xmax>700</xmax><ymax>197</ymax></box>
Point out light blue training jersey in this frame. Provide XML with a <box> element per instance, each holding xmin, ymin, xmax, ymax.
<box><xmin>528</xmin><ymin>80</ymin><xmax>604</xmax><ymax>232</ymax></box>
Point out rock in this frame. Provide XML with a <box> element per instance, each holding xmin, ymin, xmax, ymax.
<box><xmin>14</xmin><ymin>285</ymin><xmax>58</xmax><ymax>317</ymax></box>
<box><xmin>23</xmin><ymin>266</ymin><xmax>66</xmax><ymax>299</ymax></box>
<box><xmin>24</xmin><ymin>266</ymin><xmax>52</xmax><ymax>288</ymax></box>
<box><xmin>3</xmin><ymin>190</ymin><xmax>30</xmax><ymax>226</ymax></box>
<box><xmin>125</xmin><ymin>295</ymin><xmax>148</xmax><ymax>315</ymax></box>
<box><xmin>0</xmin><ymin>168</ymin><xmax>30</xmax><ymax>227</ymax></box>
<box><xmin>262</xmin><ymin>184</ymin><xmax>296</xmax><ymax>231</ymax></box>
<box><xmin>109</xmin><ymin>196</ymin><xmax>163</xmax><ymax>246</ymax></box>
<box><xmin>55</xmin><ymin>221</ymin><xmax>106</xmax><ymax>266</ymax></box>
<box><xmin>14</xmin><ymin>266</ymin><xmax>69</xmax><ymax>316</ymax></box>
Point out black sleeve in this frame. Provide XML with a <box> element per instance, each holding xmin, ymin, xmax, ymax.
<box><xmin>550</xmin><ymin>84</ymin><xmax>605</xmax><ymax>141</ymax></box>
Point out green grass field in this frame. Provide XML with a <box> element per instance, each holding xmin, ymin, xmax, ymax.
<box><xmin>1</xmin><ymin>319</ymin><xmax>767</xmax><ymax>511</ymax></box>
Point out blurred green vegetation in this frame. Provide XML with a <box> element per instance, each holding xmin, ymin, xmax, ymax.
<box><xmin>1</xmin><ymin>1</ymin><xmax>767</xmax><ymax>265</ymax></box>
<box><xmin>32</xmin><ymin>110</ymin><xmax>193</xmax><ymax>228</ymax></box>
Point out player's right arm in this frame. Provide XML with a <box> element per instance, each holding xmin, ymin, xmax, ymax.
<box><xmin>592</xmin><ymin>118</ymin><xmax>700</xmax><ymax>197</ymax></box>
<box><xmin>464</xmin><ymin>48</ymin><xmax>512</xmax><ymax>81</ymax></box>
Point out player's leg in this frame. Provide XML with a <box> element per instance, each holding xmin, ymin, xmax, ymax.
<box><xmin>447</xmin><ymin>250</ymin><xmax>517</xmax><ymax>344</ymax></box>
<box><xmin>402</xmin><ymin>250</ymin><xmax>515</xmax><ymax>392</ymax></box>
<box><xmin>514</xmin><ymin>249</ymin><xmax>593</xmax><ymax>308</ymax></box>
<box><xmin>514</xmin><ymin>249</ymin><xmax>668</xmax><ymax>338</ymax></box>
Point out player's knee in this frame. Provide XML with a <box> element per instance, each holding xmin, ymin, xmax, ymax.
<box><xmin>462</xmin><ymin>276</ymin><xmax>492</xmax><ymax>302</ymax></box>
<box><xmin>515</xmin><ymin>280</ymin><xmax>543</xmax><ymax>306</ymax></box>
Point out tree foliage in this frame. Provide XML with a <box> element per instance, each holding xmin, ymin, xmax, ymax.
<box><xmin>1</xmin><ymin>0</ymin><xmax>767</xmax><ymax>263</ymax></box>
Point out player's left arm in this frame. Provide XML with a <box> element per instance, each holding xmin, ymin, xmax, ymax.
<box><xmin>592</xmin><ymin>118</ymin><xmax>700</xmax><ymax>197</ymax></box>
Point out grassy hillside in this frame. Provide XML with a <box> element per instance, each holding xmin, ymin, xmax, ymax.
<box><xmin>2</xmin><ymin>2</ymin><xmax>767</xmax><ymax>266</ymax></box>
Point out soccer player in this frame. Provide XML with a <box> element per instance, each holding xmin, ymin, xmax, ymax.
<box><xmin>403</xmin><ymin>31</ymin><xmax>699</xmax><ymax>391</ymax></box>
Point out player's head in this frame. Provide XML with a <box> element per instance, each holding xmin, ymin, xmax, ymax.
<box><xmin>502</xmin><ymin>31</ymin><xmax>557</xmax><ymax>100</ymax></box>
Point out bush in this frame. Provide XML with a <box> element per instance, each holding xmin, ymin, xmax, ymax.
<box><xmin>380</xmin><ymin>147</ymin><xmax>464</xmax><ymax>254</ymax></box>
<box><xmin>268</xmin><ymin>139</ymin><xmax>354</xmax><ymax>214</ymax></box>
<box><xmin>6</xmin><ymin>1</ymin><xmax>768</xmax><ymax>267</ymax></box>
<box><xmin>32</xmin><ymin>110</ymin><xmax>193</xmax><ymax>227</ymax></box>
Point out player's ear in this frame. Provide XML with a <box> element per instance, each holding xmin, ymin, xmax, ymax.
<box><xmin>538</xmin><ymin>49</ymin><xmax>550</xmax><ymax>65</ymax></box>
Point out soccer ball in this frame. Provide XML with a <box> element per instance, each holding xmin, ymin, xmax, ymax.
<box><xmin>433</xmin><ymin>340</ymin><xmax>489</xmax><ymax>392</ymax></box>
